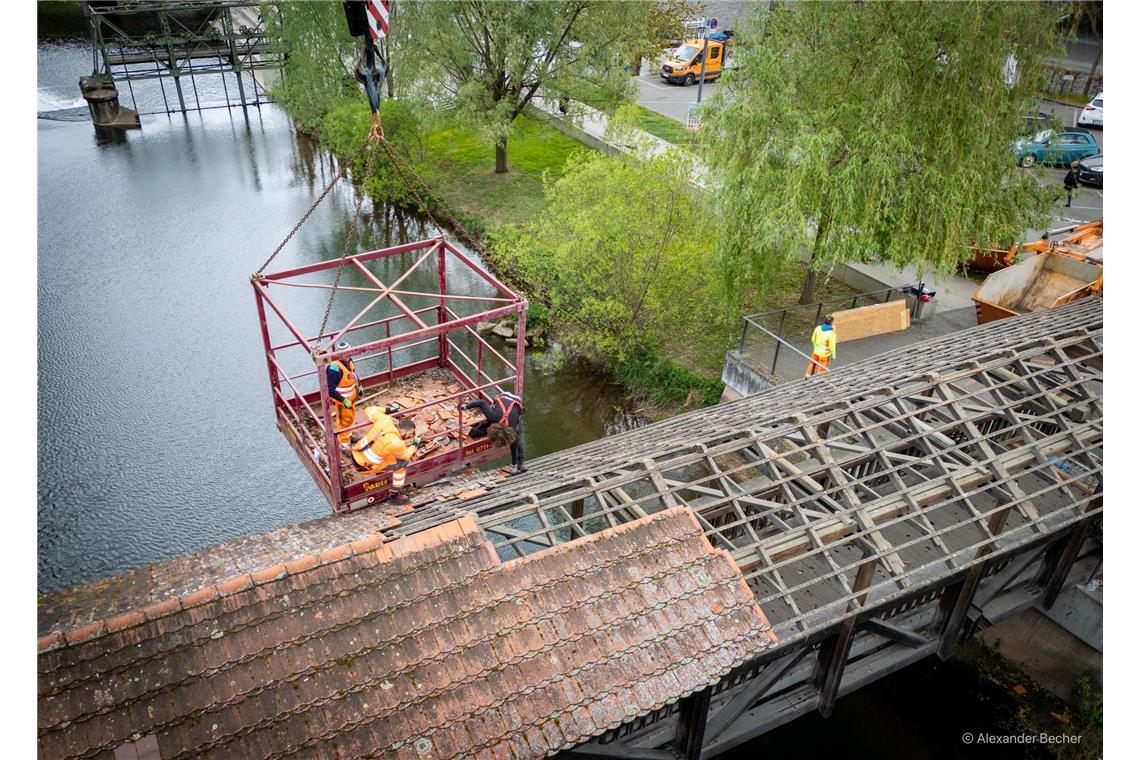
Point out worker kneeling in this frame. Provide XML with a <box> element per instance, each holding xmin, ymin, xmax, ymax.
<box><xmin>350</xmin><ymin>410</ymin><xmax>421</xmax><ymax>505</ymax></box>
<box><xmin>805</xmin><ymin>315</ymin><xmax>836</xmax><ymax>378</ymax></box>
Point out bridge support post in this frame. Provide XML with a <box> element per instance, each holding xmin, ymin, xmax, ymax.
<box><xmin>814</xmin><ymin>552</ymin><xmax>876</xmax><ymax>718</ymax></box>
<box><xmin>670</xmin><ymin>688</ymin><xmax>706</xmax><ymax>760</ymax></box>
<box><xmin>935</xmin><ymin>492</ymin><xmax>1023</xmax><ymax>660</ymax></box>
<box><xmin>673</xmin><ymin>687</ymin><xmax>711</xmax><ymax>760</ymax></box>
<box><xmin>1039</xmin><ymin>506</ymin><xmax>1099</xmax><ymax>609</ymax></box>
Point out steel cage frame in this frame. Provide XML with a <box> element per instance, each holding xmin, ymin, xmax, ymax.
<box><xmin>251</xmin><ymin>236</ymin><xmax>528</xmax><ymax>513</ymax></box>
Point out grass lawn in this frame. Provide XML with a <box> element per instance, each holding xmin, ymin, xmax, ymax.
<box><xmin>631</xmin><ymin>104</ymin><xmax>697</xmax><ymax>146</ymax></box>
<box><xmin>424</xmin><ymin>115</ymin><xmax>582</xmax><ymax>227</ymax></box>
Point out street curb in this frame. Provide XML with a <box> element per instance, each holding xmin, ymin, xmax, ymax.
<box><xmin>1039</xmin><ymin>96</ymin><xmax>1088</xmax><ymax>109</ymax></box>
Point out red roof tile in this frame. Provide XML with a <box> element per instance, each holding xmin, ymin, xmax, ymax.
<box><xmin>37</xmin><ymin>508</ymin><xmax>776</xmax><ymax>760</ymax></box>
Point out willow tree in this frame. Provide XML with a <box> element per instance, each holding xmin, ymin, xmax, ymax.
<box><xmin>703</xmin><ymin>1</ymin><xmax>1064</xmax><ymax>303</ymax></box>
<box><xmin>266</xmin><ymin>2</ymin><xmax>359</xmax><ymax>129</ymax></box>
<box><xmin>392</xmin><ymin>0</ymin><xmax>686</xmax><ymax>173</ymax></box>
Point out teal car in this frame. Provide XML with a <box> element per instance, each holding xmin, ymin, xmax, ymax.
<box><xmin>1014</xmin><ymin>128</ymin><xmax>1099</xmax><ymax>168</ymax></box>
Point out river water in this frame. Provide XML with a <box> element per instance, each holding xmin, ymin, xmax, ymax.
<box><xmin>38</xmin><ymin>39</ymin><xmax>640</xmax><ymax>593</ymax></box>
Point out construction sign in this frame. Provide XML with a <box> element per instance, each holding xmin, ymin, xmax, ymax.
<box><xmin>687</xmin><ymin>102</ymin><xmax>702</xmax><ymax>131</ymax></box>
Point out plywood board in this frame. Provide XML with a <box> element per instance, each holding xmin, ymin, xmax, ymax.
<box><xmin>832</xmin><ymin>300</ymin><xmax>911</xmax><ymax>342</ymax></box>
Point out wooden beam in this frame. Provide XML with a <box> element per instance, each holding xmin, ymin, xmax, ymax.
<box><xmin>704</xmin><ymin>648</ymin><xmax>810</xmax><ymax>742</ymax></box>
<box><xmin>863</xmin><ymin>618</ymin><xmax>929</xmax><ymax>648</ymax></box>
<box><xmin>673</xmin><ymin>687</ymin><xmax>711</xmax><ymax>760</ymax></box>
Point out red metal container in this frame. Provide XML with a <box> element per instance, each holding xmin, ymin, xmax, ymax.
<box><xmin>251</xmin><ymin>237</ymin><xmax>528</xmax><ymax>514</ymax></box>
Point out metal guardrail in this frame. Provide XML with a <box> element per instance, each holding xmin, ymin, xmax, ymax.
<box><xmin>738</xmin><ymin>288</ymin><xmax>910</xmax><ymax>379</ymax></box>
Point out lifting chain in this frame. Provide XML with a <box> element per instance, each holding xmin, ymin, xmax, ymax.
<box><xmin>376</xmin><ymin>136</ymin><xmax>489</xmax><ymax>257</ymax></box>
<box><xmin>254</xmin><ymin>137</ymin><xmax>374</xmax><ymax>275</ymax></box>
<box><xmin>316</xmin><ymin>137</ymin><xmax>382</xmax><ymax>345</ymax></box>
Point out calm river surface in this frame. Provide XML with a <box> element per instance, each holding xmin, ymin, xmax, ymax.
<box><xmin>38</xmin><ymin>40</ymin><xmax>640</xmax><ymax>593</ymax></box>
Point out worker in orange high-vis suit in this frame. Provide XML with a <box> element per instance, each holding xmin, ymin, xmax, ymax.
<box><xmin>326</xmin><ymin>341</ymin><xmax>362</xmax><ymax>450</ymax></box>
<box><xmin>351</xmin><ymin>404</ymin><xmax>400</xmax><ymax>446</ymax></box>
<box><xmin>351</xmin><ymin>416</ymin><xmax>422</xmax><ymax>505</ymax></box>
<box><xmin>805</xmin><ymin>315</ymin><xmax>836</xmax><ymax>378</ymax></box>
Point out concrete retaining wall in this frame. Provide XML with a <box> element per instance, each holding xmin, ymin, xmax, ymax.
<box><xmin>720</xmin><ymin>350</ymin><xmax>774</xmax><ymax>400</ymax></box>
<box><xmin>522</xmin><ymin>105</ymin><xmax>621</xmax><ymax>156</ymax></box>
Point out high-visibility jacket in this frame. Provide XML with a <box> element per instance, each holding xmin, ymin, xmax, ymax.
<box><xmin>352</xmin><ymin>429</ymin><xmax>415</xmax><ymax>471</ymax></box>
<box><xmin>358</xmin><ymin>407</ymin><xmax>399</xmax><ymax>443</ymax></box>
<box><xmin>329</xmin><ymin>359</ymin><xmax>359</xmax><ymax>403</ymax></box>
<box><xmin>811</xmin><ymin>325</ymin><xmax>836</xmax><ymax>359</ymax></box>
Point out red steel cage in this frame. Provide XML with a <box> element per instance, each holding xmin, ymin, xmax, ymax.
<box><xmin>251</xmin><ymin>236</ymin><xmax>528</xmax><ymax>514</ymax></box>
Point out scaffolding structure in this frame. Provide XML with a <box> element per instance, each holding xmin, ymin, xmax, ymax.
<box><xmin>389</xmin><ymin>298</ymin><xmax>1102</xmax><ymax>758</ymax></box>
<box><xmin>84</xmin><ymin>1</ymin><xmax>285</xmax><ymax>115</ymax></box>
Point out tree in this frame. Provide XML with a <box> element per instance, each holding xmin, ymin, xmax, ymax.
<box><xmin>493</xmin><ymin>149</ymin><xmax>718</xmax><ymax>363</ymax></box>
<box><xmin>392</xmin><ymin>1</ymin><xmax>685</xmax><ymax>173</ymax></box>
<box><xmin>702</xmin><ymin>1</ymin><xmax>1064</xmax><ymax>304</ymax></box>
<box><xmin>266</xmin><ymin>2</ymin><xmax>359</xmax><ymax>130</ymax></box>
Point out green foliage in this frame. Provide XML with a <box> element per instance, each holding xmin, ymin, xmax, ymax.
<box><xmin>318</xmin><ymin>98</ymin><xmax>431</xmax><ymax>208</ymax></box>
<box><xmin>525</xmin><ymin>302</ymin><xmax>550</xmax><ymax>332</ymax></box>
<box><xmin>392</xmin><ymin>0</ymin><xmax>685</xmax><ymax>171</ymax></box>
<box><xmin>703</xmin><ymin>1</ymin><xmax>1065</xmax><ymax>301</ymax></box>
<box><xmin>493</xmin><ymin>148</ymin><xmax>721</xmax><ymax>366</ymax></box>
<box><xmin>1075</xmin><ymin>675</ymin><xmax>1103</xmax><ymax>728</ymax></box>
<box><xmin>265</xmin><ymin>2</ymin><xmax>360</xmax><ymax>130</ymax></box>
<box><xmin>613</xmin><ymin>348</ymin><xmax>723</xmax><ymax>408</ymax></box>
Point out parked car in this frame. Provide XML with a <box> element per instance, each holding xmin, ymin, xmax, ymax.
<box><xmin>1076</xmin><ymin>154</ymin><xmax>1103</xmax><ymax>187</ymax></box>
<box><xmin>1077</xmin><ymin>92</ymin><xmax>1103</xmax><ymax>127</ymax></box>
<box><xmin>1013</xmin><ymin>128</ymin><xmax>1099</xmax><ymax>167</ymax></box>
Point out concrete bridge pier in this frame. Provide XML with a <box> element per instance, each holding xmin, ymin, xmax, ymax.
<box><xmin>79</xmin><ymin>76</ymin><xmax>140</xmax><ymax>129</ymax></box>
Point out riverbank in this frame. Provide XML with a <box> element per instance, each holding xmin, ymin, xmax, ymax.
<box><xmin>280</xmin><ymin>92</ymin><xmax>862</xmax><ymax>416</ymax></box>
<box><xmin>282</xmin><ymin>92</ymin><xmax>722</xmax><ymax>413</ymax></box>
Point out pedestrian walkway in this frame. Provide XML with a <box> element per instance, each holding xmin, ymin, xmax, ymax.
<box><xmin>843</xmin><ymin>261</ymin><xmax>981</xmax><ymax>310</ymax></box>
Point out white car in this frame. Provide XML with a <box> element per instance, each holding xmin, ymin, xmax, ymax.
<box><xmin>1077</xmin><ymin>92</ymin><xmax>1103</xmax><ymax>127</ymax></box>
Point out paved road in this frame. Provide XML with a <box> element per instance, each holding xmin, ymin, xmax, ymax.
<box><xmin>1032</xmin><ymin>99</ymin><xmax>1103</xmax><ymax>240</ymax></box>
<box><xmin>634</xmin><ymin>70</ymin><xmax>722</xmax><ymax>123</ymax></box>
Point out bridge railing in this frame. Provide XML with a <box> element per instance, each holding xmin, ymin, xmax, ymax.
<box><xmin>737</xmin><ymin>287</ymin><xmax>907</xmax><ymax>380</ymax></box>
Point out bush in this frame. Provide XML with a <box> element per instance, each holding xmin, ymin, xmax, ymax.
<box><xmin>613</xmin><ymin>348</ymin><xmax>723</xmax><ymax>408</ymax></box>
<box><xmin>318</xmin><ymin>98</ymin><xmax>432</xmax><ymax>209</ymax></box>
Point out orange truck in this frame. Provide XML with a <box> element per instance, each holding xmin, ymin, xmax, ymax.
<box><xmin>660</xmin><ymin>38</ymin><xmax>727</xmax><ymax>85</ymax></box>
<box><xmin>971</xmin><ymin>222</ymin><xmax>1103</xmax><ymax>325</ymax></box>
<box><xmin>967</xmin><ymin>221</ymin><xmax>1103</xmax><ymax>272</ymax></box>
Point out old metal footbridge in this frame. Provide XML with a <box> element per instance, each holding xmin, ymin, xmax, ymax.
<box><xmin>38</xmin><ymin>298</ymin><xmax>1102</xmax><ymax>760</ymax></box>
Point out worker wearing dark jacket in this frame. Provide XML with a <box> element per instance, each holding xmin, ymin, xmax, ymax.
<box><xmin>463</xmin><ymin>391</ymin><xmax>526</xmax><ymax>474</ymax></box>
<box><xmin>326</xmin><ymin>342</ymin><xmax>362</xmax><ymax>449</ymax></box>
<box><xmin>1063</xmin><ymin>161</ymin><xmax>1079</xmax><ymax>208</ymax></box>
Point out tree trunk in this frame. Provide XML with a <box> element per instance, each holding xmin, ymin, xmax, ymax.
<box><xmin>1082</xmin><ymin>44</ymin><xmax>1102</xmax><ymax>96</ymax></box>
<box><xmin>799</xmin><ymin>207</ymin><xmax>831</xmax><ymax>304</ymax></box>
<box><xmin>495</xmin><ymin>137</ymin><xmax>508</xmax><ymax>174</ymax></box>
<box><xmin>799</xmin><ymin>265</ymin><xmax>819</xmax><ymax>305</ymax></box>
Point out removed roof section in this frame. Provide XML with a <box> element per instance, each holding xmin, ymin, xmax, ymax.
<box><xmin>38</xmin><ymin>508</ymin><xmax>776</xmax><ymax>760</ymax></box>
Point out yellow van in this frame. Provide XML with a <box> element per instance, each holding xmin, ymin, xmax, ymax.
<box><xmin>660</xmin><ymin>38</ymin><xmax>726</xmax><ymax>85</ymax></box>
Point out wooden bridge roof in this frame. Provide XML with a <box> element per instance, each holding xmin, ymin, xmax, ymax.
<box><xmin>38</xmin><ymin>297</ymin><xmax>1102</xmax><ymax>759</ymax></box>
<box><xmin>37</xmin><ymin>509</ymin><xmax>776</xmax><ymax>760</ymax></box>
